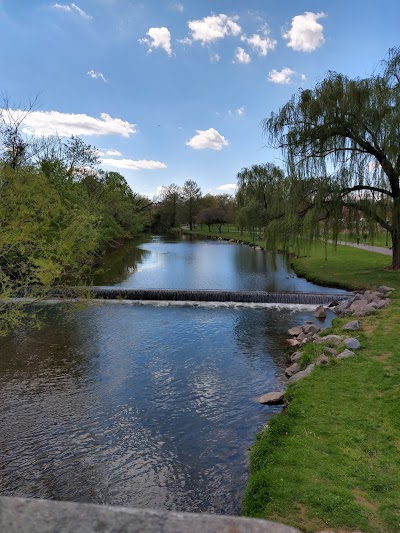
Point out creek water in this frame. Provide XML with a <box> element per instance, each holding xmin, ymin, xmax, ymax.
<box><xmin>0</xmin><ymin>235</ymin><xmax>343</xmax><ymax>514</ymax></box>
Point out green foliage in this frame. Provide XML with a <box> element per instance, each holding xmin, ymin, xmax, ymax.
<box><xmin>264</xmin><ymin>47</ymin><xmax>400</xmax><ymax>268</ymax></box>
<box><xmin>0</xmin><ymin>109</ymin><xmax>151</xmax><ymax>334</ymax></box>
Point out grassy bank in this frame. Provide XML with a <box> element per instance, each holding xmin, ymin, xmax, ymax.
<box><xmin>183</xmin><ymin>227</ymin><xmax>400</xmax><ymax>531</ymax></box>
<box><xmin>242</xmin><ymin>247</ymin><xmax>400</xmax><ymax>532</ymax></box>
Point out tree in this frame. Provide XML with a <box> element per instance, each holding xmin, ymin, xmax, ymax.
<box><xmin>181</xmin><ymin>179</ymin><xmax>201</xmax><ymax>230</ymax></box>
<box><xmin>156</xmin><ymin>183</ymin><xmax>182</xmax><ymax>230</ymax></box>
<box><xmin>198</xmin><ymin>206</ymin><xmax>226</xmax><ymax>232</ymax></box>
<box><xmin>236</xmin><ymin>164</ymin><xmax>285</xmax><ymax>242</ymax></box>
<box><xmin>264</xmin><ymin>47</ymin><xmax>400</xmax><ymax>269</ymax></box>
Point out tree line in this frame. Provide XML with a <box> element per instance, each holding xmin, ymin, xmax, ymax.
<box><xmin>0</xmin><ymin>103</ymin><xmax>152</xmax><ymax>332</ymax></box>
<box><xmin>153</xmin><ymin>180</ymin><xmax>236</xmax><ymax>233</ymax></box>
<box><xmin>235</xmin><ymin>47</ymin><xmax>400</xmax><ymax>269</ymax></box>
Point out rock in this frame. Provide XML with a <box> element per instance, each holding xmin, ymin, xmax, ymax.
<box><xmin>336</xmin><ymin>349</ymin><xmax>356</xmax><ymax>359</ymax></box>
<box><xmin>303</xmin><ymin>323</ymin><xmax>320</xmax><ymax>335</ymax></box>
<box><xmin>290</xmin><ymin>351</ymin><xmax>302</xmax><ymax>363</ymax></box>
<box><xmin>313</xmin><ymin>334</ymin><xmax>343</xmax><ymax>345</ymax></box>
<box><xmin>342</xmin><ymin>309</ymin><xmax>354</xmax><ymax>316</ymax></box>
<box><xmin>285</xmin><ymin>362</ymin><xmax>301</xmax><ymax>378</ymax></box>
<box><xmin>324</xmin><ymin>347</ymin><xmax>338</xmax><ymax>356</ymax></box>
<box><xmin>375</xmin><ymin>298</ymin><xmax>390</xmax><ymax>309</ymax></box>
<box><xmin>288</xmin><ymin>364</ymin><xmax>315</xmax><ymax>384</ymax></box>
<box><xmin>378</xmin><ymin>285</ymin><xmax>395</xmax><ymax>295</ymax></box>
<box><xmin>314</xmin><ymin>305</ymin><xmax>327</xmax><ymax>319</ymax></box>
<box><xmin>353</xmin><ymin>293</ymin><xmax>366</xmax><ymax>301</ymax></box>
<box><xmin>297</xmin><ymin>332</ymin><xmax>306</xmax><ymax>341</ymax></box>
<box><xmin>349</xmin><ymin>299</ymin><xmax>369</xmax><ymax>312</ymax></box>
<box><xmin>288</xmin><ymin>326</ymin><xmax>303</xmax><ymax>336</ymax></box>
<box><xmin>344</xmin><ymin>337</ymin><xmax>361</xmax><ymax>350</ymax></box>
<box><xmin>364</xmin><ymin>290</ymin><xmax>385</xmax><ymax>303</ymax></box>
<box><xmin>328</xmin><ymin>299</ymin><xmax>339</xmax><ymax>307</ymax></box>
<box><xmin>334</xmin><ymin>299</ymin><xmax>352</xmax><ymax>315</ymax></box>
<box><xmin>316</xmin><ymin>354</ymin><xmax>330</xmax><ymax>366</ymax></box>
<box><xmin>305</xmin><ymin>320</ymin><xmax>313</xmax><ymax>324</ymax></box>
<box><xmin>342</xmin><ymin>320</ymin><xmax>361</xmax><ymax>331</ymax></box>
<box><xmin>258</xmin><ymin>391</ymin><xmax>285</xmax><ymax>405</ymax></box>
<box><xmin>286</xmin><ymin>338</ymin><xmax>301</xmax><ymax>348</ymax></box>
<box><xmin>352</xmin><ymin>307</ymin><xmax>375</xmax><ymax>317</ymax></box>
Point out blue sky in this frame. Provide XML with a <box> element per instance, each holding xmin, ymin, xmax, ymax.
<box><xmin>1</xmin><ymin>0</ymin><xmax>399</xmax><ymax>198</ymax></box>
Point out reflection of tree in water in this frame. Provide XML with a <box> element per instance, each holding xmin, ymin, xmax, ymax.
<box><xmin>232</xmin><ymin>246</ymin><xmax>295</xmax><ymax>292</ymax></box>
<box><xmin>91</xmin><ymin>238</ymin><xmax>150</xmax><ymax>285</ymax></box>
<box><xmin>0</xmin><ymin>305</ymin><xmax>109</xmax><ymax>503</ymax></box>
<box><xmin>0</xmin><ymin>306</ymin><xmax>96</xmax><ymax>381</ymax></box>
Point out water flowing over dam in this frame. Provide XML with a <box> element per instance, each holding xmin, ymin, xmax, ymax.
<box><xmin>82</xmin><ymin>287</ymin><xmax>349</xmax><ymax>305</ymax></box>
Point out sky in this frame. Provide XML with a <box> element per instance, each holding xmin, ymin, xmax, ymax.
<box><xmin>1</xmin><ymin>0</ymin><xmax>399</xmax><ymax>199</ymax></box>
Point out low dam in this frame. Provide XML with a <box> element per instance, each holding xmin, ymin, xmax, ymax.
<box><xmin>63</xmin><ymin>287</ymin><xmax>350</xmax><ymax>305</ymax></box>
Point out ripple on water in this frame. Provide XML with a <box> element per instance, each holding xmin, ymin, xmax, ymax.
<box><xmin>0</xmin><ymin>302</ymin><xmax>333</xmax><ymax>513</ymax></box>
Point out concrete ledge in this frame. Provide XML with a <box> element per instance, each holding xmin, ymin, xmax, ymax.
<box><xmin>0</xmin><ymin>496</ymin><xmax>301</xmax><ymax>533</ymax></box>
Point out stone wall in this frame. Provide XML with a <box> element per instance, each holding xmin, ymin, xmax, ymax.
<box><xmin>0</xmin><ymin>496</ymin><xmax>301</xmax><ymax>533</ymax></box>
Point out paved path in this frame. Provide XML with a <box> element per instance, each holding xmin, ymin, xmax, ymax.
<box><xmin>335</xmin><ymin>240</ymin><xmax>392</xmax><ymax>256</ymax></box>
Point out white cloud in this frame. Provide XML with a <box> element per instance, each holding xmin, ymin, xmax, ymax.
<box><xmin>186</xmin><ymin>128</ymin><xmax>229</xmax><ymax>151</ymax></box>
<box><xmin>51</xmin><ymin>3</ymin><xmax>92</xmax><ymax>20</ymax></box>
<box><xmin>3</xmin><ymin>109</ymin><xmax>136</xmax><ymax>137</ymax></box>
<box><xmin>268</xmin><ymin>67</ymin><xmax>295</xmax><ymax>84</ymax></box>
<box><xmin>188</xmin><ymin>13</ymin><xmax>241</xmax><ymax>45</ymax></box>
<box><xmin>301</xmin><ymin>74</ymin><xmax>307</xmax><ymax>81</ymax></box>
<box><xmin>228</xmin><ymin>106</ymin><xmax>245</xmax><ymax>116</ymax></box>
<box><xmin>241</xmin><ymin>32</ymin><xmax>276</xmax><ymax>56</ymax></box>
<box><xmin>97</xmin><ymin>149</ymin><xmax>123</xmax><ymax>156</ymax></box>
<box><xmin>171</xmin><ymin>2</ymin><xmax>184</xmax><ymax>12</ymax></box>
<box><xmin>283</xmin><ymin>12</ymin><xmax>326</xmax><ymax>52</ymax></box>
<box><xmin>139</xmin><ymin>27</ymin><xmax>172</xmax><ymax>56</ymax></box>
<box><xmin>101</xmin><ymin>158</ymin><xmax>167</xmax><ymax>170</ymax></box>
<box><xmin>178</xmin><ymin>37</ymin><xmax>192</xmax><ymax>45</ymax></box>
<box><xmin>234</xmin><ymin>47</ymin><xmax>251</xmax><ymax>64</ymax></box>
<box><xmin>87</xmin><ymin>70</ymin><xmax>107</xmax><ymax>83</ymax></box>
<box><xmin>210</xmin><ymin>52</ymin><xmax>220</xmax><ymax>63</ymax></box>
<box><xmin>216</xmin><ymin>183</ymin><xmax>237</xmax><ymax>191</ymax></box>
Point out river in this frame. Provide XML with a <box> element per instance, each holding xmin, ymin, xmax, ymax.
<box><xmin>0</xmin><ymin>235</ymin><xmax>343</xmax><ymax>514</ymax></box>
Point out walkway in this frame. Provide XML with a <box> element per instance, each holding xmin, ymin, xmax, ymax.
<box><xmin>335</xmin><ymin>241</ymin><xmax>392</xmax><ymax>256</ymax></box>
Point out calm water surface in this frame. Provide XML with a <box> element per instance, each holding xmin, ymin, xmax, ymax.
<box><xmin>0</xmin><ymin>235</ymin><xmax>341</xmax><ymax>514</ymax></box>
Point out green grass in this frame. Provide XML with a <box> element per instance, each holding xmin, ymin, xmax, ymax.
<box><xmin>240</xmin><ymin>243</ymin><xmax>400</xmax><ymax>532</ymax></box>
<box><xmin>292</xmin><ymin>243</ymin><xmax>398</xmax><ymax>292</ymax></box>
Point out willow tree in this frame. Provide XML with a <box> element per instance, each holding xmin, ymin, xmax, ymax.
<box><xmin>264</xmin><ymin>47</ymin><xmax>400</xmax><ymax>269</ymax></box>
<box><xmin>236</xmin><ymin>163</ymin><xmax>284</xmax><ymax>241</ymax></box>
<box><xmin>236</xmin><ymin>163</ymin><xmax>340</xmax><ymax>254</ymax></box>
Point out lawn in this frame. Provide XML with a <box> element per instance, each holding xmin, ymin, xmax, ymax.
<box><xmin>242</xmin><ymin>246</ymin><xmax>400</xmax><ymax>532</ymax></box>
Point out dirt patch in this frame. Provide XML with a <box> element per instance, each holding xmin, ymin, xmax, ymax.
<box><xmin>362</xmin><ymin>322</ymin><xmax>378</xmax><ymax>335</ymax></box>
<box><xmin>373</xmin><ymin>351</ymin><xmax>393</xmax><ymax>362</ymax></box>
<box><xmin>353</xmin><ymin>489</ymin><xmax>378</xmax><ymax>513</ymax></box>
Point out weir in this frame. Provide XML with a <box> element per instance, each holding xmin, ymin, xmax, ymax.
<box><xmin>76</xmin><ymin>287</ymin><xmax>349</xmax><ymax>305</ymax></box>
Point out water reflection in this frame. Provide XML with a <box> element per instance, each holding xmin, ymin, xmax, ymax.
<box><xmin>0</xmin><ymin>236</ymin><xmax>339</xmax><ymax>514</ymax></box>
<box><xmin>0</xmin><ymin>304</ymin><xmax>325</xmax><ymax>513</ymax></box>
<box><xmin>93</xmin><ymin>234</ymin><xmax>342</xmax><ymax>294</ymax></box>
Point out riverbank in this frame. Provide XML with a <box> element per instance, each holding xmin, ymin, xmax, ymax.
<box><xmin>182</xmin><ymin>228</ymin><xmax>400</xmax><ymax>531</ymax></box>
<box><xmin>242</xmin><ymin>247</ymin><xmax>400</xmax><ymax>532</ymax></box>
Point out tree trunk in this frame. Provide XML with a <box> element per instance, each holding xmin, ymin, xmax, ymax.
<box><xmin>391</xmin><ymin>195</ymin><xmax>400</xmax><ymax>269</ymax></box>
